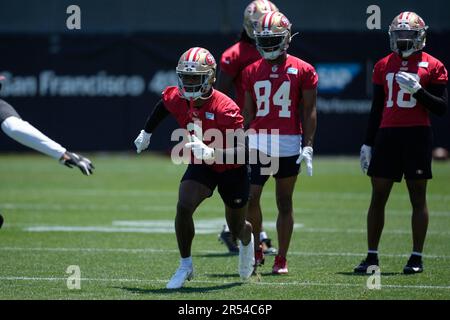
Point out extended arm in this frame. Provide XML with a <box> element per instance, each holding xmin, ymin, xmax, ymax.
<box><xmin>0</xmin><ymin>100</ymin><xmax>94</xmax><ymax>175</ymax></box>
<box><xmin>413</xmin><ymin>84</ymin><xmax>448</xmax><ymax>116</ymax></box>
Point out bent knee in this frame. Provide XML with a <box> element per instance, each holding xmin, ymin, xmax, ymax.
<box><xmin>176</xmin><ymin>201</ymin><xmax>196</xmax><ymax>216</ymax></box>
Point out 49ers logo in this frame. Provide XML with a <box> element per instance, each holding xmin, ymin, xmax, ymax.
<box><xmin>205</xmin><ymin>53</ymin><xmax>215</xmax><ymax>66</ymax></box>
<box><xmin>280</xmin><ymin>16</ymin><xmax>290</xmax><ymax>28</ymax></box>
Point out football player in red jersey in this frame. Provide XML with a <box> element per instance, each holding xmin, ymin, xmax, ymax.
<box><xmin>241</xmin><ymin>12</ymin><xmax>318</xmax><ymax>274</ymax></box>
<box><xmin>217</xmin><ymin>0</ymin><xmax>279</xmax><ymax>255</ymax></box>
<box><xmin>355</xmin><ymin>12</ymin><xmax>448</xmax><ymax>274</ymax></box>
<box><xmin>134</xmin><ymin>47</ymin><xmax>255</xmax><ymax>289</ymax></box>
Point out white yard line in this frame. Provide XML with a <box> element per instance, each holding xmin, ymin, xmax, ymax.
<box><xmin>18</xmin><ymin>224</ymin><xmax>450</xmax><ymax>236</ymax></box>
<box><xmin>2</xmin><ymin>202</ymin><xmax>449</xmax><ymax>218</ymax></box>
<box><xmin>0</xmin><ymin>276</ymin><xmax>449</xmax><ymax>290</ymax></box>
<box><xmin>1</xmin><ymin>246</ymin><xmax>449</xmax><ymax>259</ymax></box>
<box><xmin>1</xmin><ymin>190</ymin><xmax>450</xmax><ymax>201</ymax></box>
<box><xmin>0</xmin><ymin>246</ymin><xmax>178</xmax><ymax>254</ymax></box>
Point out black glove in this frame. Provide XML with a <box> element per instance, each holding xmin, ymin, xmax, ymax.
<box><xmin>60</xmin><ymin>151</ymin><xmax>95</xmax><ymax>176</ymax></box>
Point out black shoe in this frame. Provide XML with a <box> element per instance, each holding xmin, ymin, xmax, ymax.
<box><xmin>218</xmin><ymin>225</ymin><xmax>239</xmax><ymax>254</ymax></box>
<box><xmin>403</xmin><ymin>255</ymin><xmax>423</xmax><ymax>274</ymax></box>
<box><xmin>0</xmin><ymin>213</ymin><xmax>3</xmax><ymax>229</ymax></box>
<box><xmin>261</xmin><ymin>238</ymin><xmax>277</xmax><ymax>255</ymax></box>
<box><xmin>353</xmin><ymin>258</ymin><xmax>379</xmax><ymax>274</ymax></box>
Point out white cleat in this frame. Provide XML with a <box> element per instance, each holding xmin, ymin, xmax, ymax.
<box><xmin>238</xmin><ymin>233</ymin><xmax>255</xmax><ymax>280</ymax></box>
<box><xmin>166</xmin><ymin>266</ymin><xmax>194</xmax><ymax>289</ymax></box>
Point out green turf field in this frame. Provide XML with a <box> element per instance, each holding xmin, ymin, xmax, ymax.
<box><xmin>0</xmin><ymin>154</ymin><xmax>449</xmax><ymax>300</ymax></box>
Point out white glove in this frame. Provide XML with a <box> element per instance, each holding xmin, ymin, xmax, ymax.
<box><xmin>360</xmin><ymin>144</ymin><xmax>372</xmax><ymax>174</ymax></box>
<box><xmin>185</xmin><ymin>135</ymin><xmax>215</xmax><ymax>160</ymax></box>
<box><xmin>296</xmin><ymin>146</ymin><xmax>313</xmax><ymax>176</ymax></box>
<box><xmin>395</xmin><ymin>72</ymin><xmax>421</xmax><ymax>94</ymax></box>
<box><xmin>134</xmin><ymin>130</ymin><xmax>152</xmax><ymax>154</ymax></box>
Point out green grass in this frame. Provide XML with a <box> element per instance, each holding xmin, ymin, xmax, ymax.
<box><xmin>0</xmin><ymin>153</ymin><xmax>449</xmax><ymax>300</ymax></box>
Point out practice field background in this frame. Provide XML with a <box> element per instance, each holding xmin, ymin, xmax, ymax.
<box><xmin>0</xmin><ymin>154</ymin><xmax>449</xmax><ymax>300</ymax></box>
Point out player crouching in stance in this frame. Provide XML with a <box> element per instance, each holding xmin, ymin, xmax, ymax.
<box><xmin>241</xmin><ymin>12</ymin><xmax>318</xmax><ymax>274</ymax></box>
<box><xmin>134</xmin><ymin>47</ymin><xmax>255</xmax><ymax>289</ymax></box>
<box><xmin>356</xmin><ymin>12</ymin><xmax>448</xmax><ymax>274</ymax></box>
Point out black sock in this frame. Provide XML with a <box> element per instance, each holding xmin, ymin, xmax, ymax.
<box><xmin>367</xmin><ymin>252</ymin><xmax>378</xmax><ymax>262</ymax></box>
<box><xmin>409</xmin><ymin>254</ymin><xmax>422</xmax><ymax>264</ymax></box>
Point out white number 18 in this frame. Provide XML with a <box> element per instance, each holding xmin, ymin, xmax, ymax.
<box><xmin>385</xmin><ymin>72</ymin><xmax>420</xmax><ymax>109</ymax></box>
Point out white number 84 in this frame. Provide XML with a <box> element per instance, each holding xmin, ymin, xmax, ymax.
<box><xmin>254</xmin><ymin>80</ymin><xmax>292</xmax><ymax>118</ymax></box>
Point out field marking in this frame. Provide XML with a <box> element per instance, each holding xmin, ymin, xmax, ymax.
<box><xmin>1</xmin><ymin>189</ymin><xmax>450</xmax><ymax>202</ymax></box>
<box><xmin>5</xmin><ymin>216</ymin><xmax>450</xmax><ymax>236</ymax></box>
<box><xmin>0</xmin><ymin>276</ymin><xmax>449</xmax><ymax>291</ymax></box>
<box><xmin>1</xmin><ymin>246</ymin><xmax>449</xmax><ymax>259</ymax></box>
<box><xmin>18</xmin><ymin>218</ymin><xmax>301</xmax><ymax>234</ymax></box>
<box><xmin>2</xmin><ymin>202</ymin><xmax>449</xmax><ymax>218</ymax></box>
<box><xmin>0</xmin><ymin>246</ymin><xmax>177</xmax><ymax>254</ymax></box>
<box><xmin>19</xmin><ymin>223</ymin><xmax>450</xmax><ymax>237</ymax></box>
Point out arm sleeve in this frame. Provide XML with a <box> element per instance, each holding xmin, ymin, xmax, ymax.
<box><xmin>143</xmin><ymin>100</ymin><xmax>170</xmax><ymax>133</ymax></box>
<box><xmin>364</xmin><ymin>84</ymin><xmax>385</xmax><ymax>146</ymax></box>
<box><xmin>413</xmin><ymin>84</ymin><xmax>448</xmax><ymax>116</ymax></box>
<box><xmin>1</xmin><ymin>116</ymin><xmax>66</xmax><ymax>159</ymax></box>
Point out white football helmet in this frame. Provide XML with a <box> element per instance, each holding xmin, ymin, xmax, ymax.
<box><xmin>243</xmin><ymin>0</ymin><xmax>279</xmax><ymax>40</ymax></box>
<box><xmin>176</xmin><ymin>47</ymin><xmax>216</xmax><ymax>100</ymax></box>
<box><xmin>254</xmin><ymin>11</ymin><xmax>292</xmax><ymax>60</ymax></box>
<box><xmin>389</xmin><ymin>12</ymin><xmax>428</xmax><ymax>58</ymax></box>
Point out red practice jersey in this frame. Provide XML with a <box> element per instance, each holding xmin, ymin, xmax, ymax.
<box><xmin>162</xmin><ymin>86</ymin><xmax>244</xmax><ymax>172</ymax></box>
<box><xmin>220</xmin><ymin>40</ymin><xmax>261</xmax><ymax>109</ymax></box>
<box><xmin>373</xmin><ymin>51</ymin><xmax>448</xmax><ymax>128</ymax></box>
<box><xmin>242</xmin><ymin>54</ymin><xmax>318</xmax><ymax>135</ymax></box>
